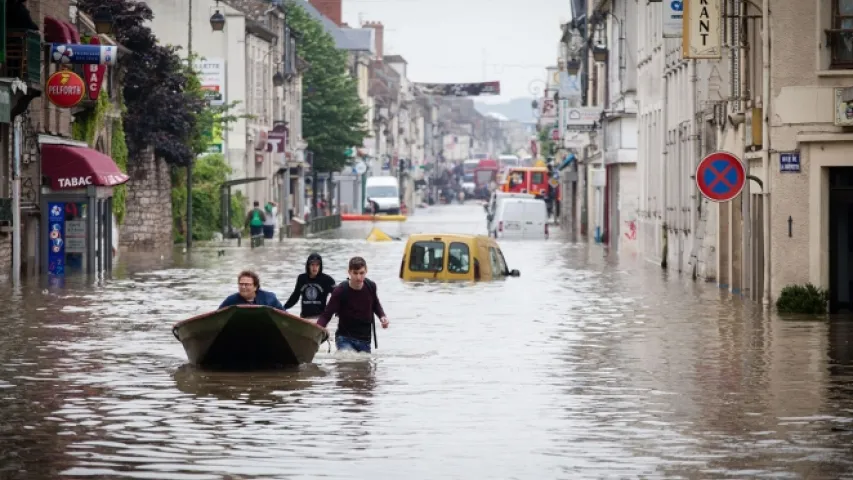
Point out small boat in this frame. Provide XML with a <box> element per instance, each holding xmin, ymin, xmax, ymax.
<box><xmin>341</xmin><ymin>213</ymin><xmax>408</xmax><ymax>222</ymax></box>
<box><xmin>172</xmin><ymin>305</ymin><xmax>329</xmax><ymax>370</ymax></box>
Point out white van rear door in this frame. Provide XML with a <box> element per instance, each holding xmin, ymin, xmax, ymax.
<box><xmin>499</xmin><ymin>201</ymin><xmax>525</xmax><ymax>238</ymax></box>
<box><xmin>522</xmin><ymin>200</ymin><xmax>547</xmax><ymax>239</ymax></box>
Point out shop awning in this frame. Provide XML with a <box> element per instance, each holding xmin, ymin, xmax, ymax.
<box><xmin>41</xmin><ymin>144</ymin><xmax>130</xmax><ymax>190</ymax></box>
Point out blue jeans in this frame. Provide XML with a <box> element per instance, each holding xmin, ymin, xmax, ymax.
<box><xmin>335</xmin><ymin>334</ymin><xmax>371</xmax><ymax>353</ymax></box>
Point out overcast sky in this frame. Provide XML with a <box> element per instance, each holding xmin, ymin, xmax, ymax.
<box><xmin>341</xmin><ymin>0</ymin><xmax>572</xmax><ymax>103</ymax></box>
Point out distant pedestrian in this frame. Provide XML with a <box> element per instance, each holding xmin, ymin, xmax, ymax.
<box><xmin>245</xmin><ymin>201</ymin><xmax>266</xmax><ymax>238</ymax></box>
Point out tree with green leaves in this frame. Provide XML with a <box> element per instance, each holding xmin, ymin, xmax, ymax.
<box><xmin>286</xmin><ymin>2</ymin><xmax>368</xmax><ymax>172</ymax></box>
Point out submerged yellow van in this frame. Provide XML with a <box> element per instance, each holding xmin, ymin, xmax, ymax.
<box><xmin>399</xmin><ymin>234</ymin><xmax>520</xmax><ymax>281</ymax></box>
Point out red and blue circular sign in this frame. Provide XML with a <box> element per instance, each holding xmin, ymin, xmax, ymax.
<box><xmin>695</xmin><ymin>151</ymin><xmax>745</xmax><ymax>202</ymax></box>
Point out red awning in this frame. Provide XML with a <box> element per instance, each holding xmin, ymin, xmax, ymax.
<box><xmin>42</xmin><ymin>144</ymin><xmax>130</xmax><ymax>190</ymax></box>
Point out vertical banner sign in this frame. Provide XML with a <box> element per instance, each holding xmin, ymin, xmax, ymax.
<box><xmin>86</xmin><ymin>37</ymin><xmax>107</xmax><ymax>100</ymax></box>
<box><xmin>47</xmin><ymin>202</ymin><xmax>66</xmax><ymax>276</ymax></box>
<box><xmin>663</xmin><ymin>0</ymin><xmax>684</xmax><ymax>37</ymax></box>
<box><xmin>683</xmin><ymin>0</ymin><xmax>722</xmax><ymax>59</ymax></box>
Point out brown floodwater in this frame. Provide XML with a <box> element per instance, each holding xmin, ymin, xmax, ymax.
<box><xmin>0</xmin><ymin>204</ymin><xmax>852</xmax><ymax>479</ymax></box>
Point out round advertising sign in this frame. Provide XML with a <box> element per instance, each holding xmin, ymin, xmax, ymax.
<box><xmin>46</xmin><ymin>70</ymin><xmax>86</xmax><ymax>109</ymax></box>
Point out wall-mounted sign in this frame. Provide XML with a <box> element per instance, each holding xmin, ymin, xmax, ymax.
<box><xmin>682</xmin><ymin>0</ymin><xmax>722</xmax><ymax>59</ymax></box>
<box><xmin>50</xmin><ymin>44</ymin><xmax>117</xmax><ymax>65</ymax></box>
<box><xmin>85</xmin><ymin>37</ymin><xmax>107</xmax><ymax>100</ymax></box>
<box><xmin>193</xmin><ymin>58</ymin><xmax>226</xmax><ymax>106</ymax></box>
<box><xmin>779</xmin><ymin>151</ymin><xmax>801</xmax><ymax>173</ymax></box>
<box><xmin>46</xmin><ymin>71</ymin><xmax>85</xmax><ymax>108</ymax></box>
<box><xmin>663</xmin><ymin>0</ymin><xmax>684</xmax><ymax>37</ymax></box>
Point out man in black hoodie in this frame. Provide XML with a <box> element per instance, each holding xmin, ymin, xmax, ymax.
<box><xmin>283</xmin><ymin>253</ymin><xmax>337</xmax><ymax>319</ymax></box>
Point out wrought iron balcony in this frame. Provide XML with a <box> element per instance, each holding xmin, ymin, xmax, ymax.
<box><xmin>825</xmin><ymin>29</ymin><xmax>853</xmax><ymax>69</ymax></box>
<box><xmin>6</xmin><ymin>29</ymin><xmax>42</xmax><ymax>85</ymax></box>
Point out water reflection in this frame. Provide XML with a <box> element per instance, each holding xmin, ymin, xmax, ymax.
<box><xmin>0</xmin><ymin>204</ymin><xmax>852</xmax><ymax>478</ymax></box>
<box><xmin>172</xmin><ymin>364</ymin><xmax>328</xmax><ymax>404</ymax></box>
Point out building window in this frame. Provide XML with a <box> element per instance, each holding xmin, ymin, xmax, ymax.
<box><xmin>829</xmin><ymin>0</ymin><xmax>853</xmax><ymax>68</ymax></box>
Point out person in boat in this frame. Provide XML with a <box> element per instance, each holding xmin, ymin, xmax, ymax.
<box><xmin>283</xmin><ymin>252</ymin><xmax>336</xmax><ymax>320</ymax></box>
<box><xmin>219</xmin><ymin>270</ymin><xmax>284</xmax><ymax>309</ymax></box>
<box><xmin>316</xmin><ymin>256</ymin><xmax>389</xmax><ymax>353</ymax></box>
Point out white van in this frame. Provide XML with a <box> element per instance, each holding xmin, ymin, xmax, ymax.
<box><xmin>365</xmin><ymin>176</ymin><xmax>401</xmax><ymax>214</ymax></box>
<box><xmin>484</xmin><ymin>191</ymin><xmax>535</xmax><ymax>233</ymax></box>
<box><xmin>490</xmin><ymin>198</ymin><xmax>549</xmax><ymax>240</ymax></box>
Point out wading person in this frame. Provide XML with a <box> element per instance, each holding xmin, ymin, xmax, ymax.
<box><xmin>245</xmin><ymin>201</ymin><xmax>266</xmax><ymax>238</ymax></box>
<box><xmin>316</xmin><ymin>256</ymin><xmax>389</xmax><ymax>353</ymax></box>
<box><xmin>220</xmin><ymin>270</ymin><xmax>284</xmax><ymax>309</ymax></box>
<box><xmin>283</xmin><ymin>253</ymin><xmax>336</xmax><ymax>319</ymax></box>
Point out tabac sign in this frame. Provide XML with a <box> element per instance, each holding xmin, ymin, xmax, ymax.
<box><xmin>682</xmin><ymin>0</ymin><xmax>721</xmax><ymax>59</ymax></box>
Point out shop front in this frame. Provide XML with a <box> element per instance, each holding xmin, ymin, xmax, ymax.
<box><xmin>38</xmin><ymin>137</ymin><xmax>128</xmax><ymax>281</ymax></box>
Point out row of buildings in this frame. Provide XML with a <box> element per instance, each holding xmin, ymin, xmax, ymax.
<box><xmin>148</xmin><ymin>0</ymin><xmax>524</xmax><ymax>215</ymax></box>
<box><xmin>548</xmin><ymin>0</ymin><xmax>853</xmax><ymax>312</ymax></box>
<box><xmin>0</xmin><ymin>0</ymin><xmax>526</xmax><ymax>283</ymax></box>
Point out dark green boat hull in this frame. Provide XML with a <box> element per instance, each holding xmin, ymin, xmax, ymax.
<box><xmin>172</xmin><ymin>305</ymin><xmax>329</xmax><ymax>370</ymax></box>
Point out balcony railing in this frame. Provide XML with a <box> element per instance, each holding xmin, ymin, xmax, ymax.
<box><xmin>6</xmin><ymin>29</ymin><xmax>42</xmax><ymax>85</ymax></box>
<box><xmin>825</xmin><ymin>29</ymin><xmax>853</xmax><ymax>69</ymax></box>
<box><xmin>0</xmin><ymin>198</ymin><xmax>12</xmax><ymax>226</ymax></box>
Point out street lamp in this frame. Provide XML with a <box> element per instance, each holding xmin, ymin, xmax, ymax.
<box><xmin>210</xmin><ymin>1</ymin><xmax>226</xmax><ymax>32</ymax></box>
<box><xmin>93</xmin><ymin>7</ymin><xmax>114</xmax><ymax>34</ymax></box>
<box><xmin>273</xmin><ymin>71</ymin><xmax>285</xmax><ymax>87</ymax></box>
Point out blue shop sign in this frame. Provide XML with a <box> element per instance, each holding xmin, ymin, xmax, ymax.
<box><xmin>50</xmin><ymin>44</ymin><xmax>117</xmax><ymax>65</ymax></box>
<box><xmin>780</xmin><ymin>151</ymin><xmax>800</xmax><ymax>173</ymax></box>
<box><xmin>47</xmin><ymin>202</ymin><xmax>66</xmax><ymax>276</ymax></box>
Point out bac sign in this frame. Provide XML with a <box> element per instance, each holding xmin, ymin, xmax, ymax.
<box><xmin>86</xmin><ymin>36</ymin><xmax>107</xmax><ymax>101</ymax></box>
<box><xmin>46</xmin><ymin>71</ymin><xmax>86</xmax><ymax>109</ymax></box>
<box><xmin>695</xmin><ymin>151</ymin><xmax>746</xmax><ymax>202</ymax></box>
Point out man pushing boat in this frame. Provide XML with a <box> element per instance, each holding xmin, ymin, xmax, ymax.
<box><xmin>219</xmin><ymin>270</ymin><xmax>284</xmax><ymax>309</ymax></box>
<box><xmin>316</xmin><ymin>256</ymin><xmax>389</xmax><ymax>353</ymax></box>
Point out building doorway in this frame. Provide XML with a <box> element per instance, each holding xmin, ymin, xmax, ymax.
<box><xmin>829</xmin><ymin>167</ymin><xmax>853</xmax><ymax>313</ymax></box>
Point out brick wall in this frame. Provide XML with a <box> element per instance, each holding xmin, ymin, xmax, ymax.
<box><xmin>120</xmin><ymin>149</ymin><xmax>173</xmax><ymax>250</ymax></box>
<box><xmin>31</xmin><ymin>0</ymin><xmax>74</xmax><ymax>138</ymax></box>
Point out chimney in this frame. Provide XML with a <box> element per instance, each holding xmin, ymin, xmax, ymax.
<box><xmin>308</xmin><ymin>0</ymin><xmax>342</xmax><ymax>26</ymax></box>
<box><xmin>362</xmin><ymin>21</ymin><xmax>384</xmax><ymax>60</ymax></box>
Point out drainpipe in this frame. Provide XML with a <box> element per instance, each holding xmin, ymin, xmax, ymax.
<box><xmin>761</xmin><ymin>0</ymin><xmax>771</xmax><ymax>306</ymax></box>
<box><xmin>661</xmin><ymin>61</ymin><xmax>669</xmax><ymax>267</ymax></box>
<box><xmin>11</xmin><ymin>117</ymin><xmax>21</xmax><ymax>285</ymax></box>
<box><xmin>689</xmin><ymin>59</ymin><xmax>699</xmax><ymax>268</ymax></box>
<box><xmin>739</xmin><ymin>0</ymin><xmax>751</xmax><ymax>297</ymax></box>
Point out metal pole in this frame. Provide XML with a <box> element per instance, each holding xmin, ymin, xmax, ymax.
<box><xmin>186</xmin><ymin>0</ymin><xmax>193</xmax><ymax>251</ymax></box>
<box><xmin>283</xmin><ymin>149</ymin><xmax>290</xmax><ymax>236</ymax></box>
<box><xmin>12</xmin><ymin>118</ymin><xmax>21</xmax><ymax>285</ymax></box>
<box><xmin>761</xmin><ymin>0</ymin><xmax>771</xmax><ymax>306</ymax></box>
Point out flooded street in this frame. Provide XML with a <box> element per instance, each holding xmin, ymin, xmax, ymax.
<box><xmin>2</xmin><ymin>204</ymin><xmax>853</xmax><ymax>479</ymax></box>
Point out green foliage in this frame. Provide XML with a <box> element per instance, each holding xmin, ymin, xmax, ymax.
<box><xmin>70</xmin><ymin>91</ymin><xmax>128</xmax><ymax>225</ymax></box>
<box><xmin>171</xmin><ymin>154</ymin><xmax>247</xmax><ymax>243</ymax></box>
<box><xmin>286</xmin><ymin>2</ymin><xmax>368</xmax><ymax>172</ymax></box>
<box><xmin>184</xmin><ymin>55</ymin><xmax>252</xmax><ymax>157</ymax></box>
<box><xmin>776</xmin><ymin>283</ymin><xmax>829</xmax><ymax>315</ymax></box>
<box><xmin>111</xmin><ymin>119</ymin><xmax>129</xmax><ymax>225</ymax></box>
<box><xmin>537</xmin><ymin>125</ymin><xmax>555</xmax><ymax>159</ymax></box>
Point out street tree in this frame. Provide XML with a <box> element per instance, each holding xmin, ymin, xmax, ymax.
<box><xmin>286</xmin><ymin>2</ymin><xmax>368</xmax><ymax>173</ymax></box>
